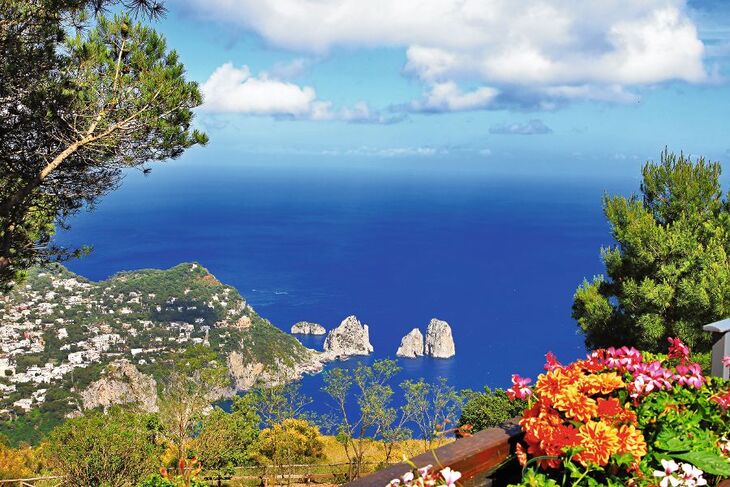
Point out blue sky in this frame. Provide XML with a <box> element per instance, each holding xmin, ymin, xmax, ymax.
<box><xmin>146</xmin><ymin>0</ymin><xmax>730</xmax><ymax>177</ymax></box>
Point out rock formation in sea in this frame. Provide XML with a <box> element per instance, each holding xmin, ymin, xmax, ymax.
<box><xmin>290</xmin><ymin>321</ymin><xmax>326</xmax><ymax>335</ymax></box>
<box><xmin>81</xmin><ymin>359</ymin><xmax>158</xmax><ymax>412</ymax></box>
<box><xmin>424</xmin><ymin>318</ymin><xmax>456</xmax><ymax>358</ymax></box>
<box><xmin>396</xmin><ymin>328</ymin><xmax>425</xmax><ymax>358</ymax></box>
<box><xmin>322</xmin><ymin>315</ymin><xmax>374</xmax><ymax>359</ymax></box>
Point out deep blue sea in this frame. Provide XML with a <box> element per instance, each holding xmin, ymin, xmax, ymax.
<box><xmin>55</xmin><ymin>156</ymin><xmax>641</xmax><ymax>417</ymax></box>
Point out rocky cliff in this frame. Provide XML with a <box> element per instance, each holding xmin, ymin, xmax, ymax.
<box><xmin>290</xmin><ymin>321</ymin><xmax>326</xmax><ymax>335</ymax></box>
<box><xmin>396</xmin><ymin>328</ymin><xmax>424</xmax><ymax>358</ymax></box>
<box><xmin>322</xmin><ymin>315</ymin><xmax>374</xmax><ymax>359</ymax></box>
<box><xmin>81</xmin><ymin>359</ymin><xmax>158</xmax><ymax>412</ymax></box>
<box><xmin>424</xmin><ymin>318</ymin><xmax>456</xmax><ymax>358</ymax></box>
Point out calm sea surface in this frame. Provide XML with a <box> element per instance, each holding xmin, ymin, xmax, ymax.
<box><xmin>56</xmin><ymin>157</ymin><xmax>639</xmax><ymax>416</ymax></box>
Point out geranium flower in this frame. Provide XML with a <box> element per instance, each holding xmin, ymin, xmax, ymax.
<box><xmin>653</xmin><ymin>459</ymin><xmax>681</xmax><ymax>487</ymax></box>
<box><xmin>604</xmin><ymin>346</ymin><xmax>643</xmax><ymax>372</ymax></box>
<box><xmin>723</xmin><ymin>355</ymin><xmax>730</xmax><ymax>368</ymax></box>
<box><xmin>674</xmin><ymin>362</ymin><xmax>704</xmax><ymax>389</ymax></box>
<box><xmin>507</xmin><ymin>374</ymin><xmax>533</xmax><ymax>400</ymax></box>
<box><xmin>440</xmin><ymin>467</ymin><xmax>462</xmax><ymax>487</ymax></box>
<box><xmin>544</xmin><ymin>351</ymin><xmax>562</xmax><ymax>371</ymax></box>
<box><xmin>667</xmin><ymin>337</ymin><xmax>690</xmax><ymax>360</ymax></box>
<box><xmin>678</xmin><ymin>463</ymin><xmax>707</xmax><ymax>486</ymax></box>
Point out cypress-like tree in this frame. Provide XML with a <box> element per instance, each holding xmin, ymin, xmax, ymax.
<box><xmin>573</xmin><ymin>150</ymin><xmax>730</xmax><ymax>359</ymax></box>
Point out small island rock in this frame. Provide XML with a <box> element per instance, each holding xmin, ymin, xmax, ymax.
<box><xmin>323</xmin><ymin>315</ymin><xmax>374</xmax><ymax>359</ymax></box>
<box><xmin>424</xmin><ymin>318</ymin><xmax>455</xmax><ymax>358</ymax></box>
<box><xmin>396</xmin><ymin>328</ymin><xmax>424</xmax><ymax>358</ymax></box>
<box><xmin>291</xmin><ymin>321</ymin><xmax>326</xmax><ymax>335</ymax></box>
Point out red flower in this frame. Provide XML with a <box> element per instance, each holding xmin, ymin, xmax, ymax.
<box><xmin>667</xmin><ymin>337</ymin><xmax>690</xmax><ymax>361</ymax></box>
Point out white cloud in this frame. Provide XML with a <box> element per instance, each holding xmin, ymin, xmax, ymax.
<box><xmin>411</xmin><ymin>82</ymin><xmax>499</xmax><ymax>112</ymax></box>
<box><xmin>201</xmin><ymin>63</ymin><xmax>397</xmax><ymax>122</ymax></box>
<box><xmin>489</xmin><ymin>119</ymin><xmax>553</xmax><ymax>135</ymax></box>
<box><xmin>201</xmin><ymin>63</ymin><xmax>317</xmax><ymax>116</ymax></box>
<box><xmin>323</xmin><ymin>146</ymin><xmax>445</xmax><ymax>157</ymax></box>
<box><xmin>184</xmin><ymin>0</ymin><xmax>708</xmax><ymax>110</ymax></box>
<box><xmin>264</xmin><ymin>58</ymin><xmax>313</xmax><ymax>79</ymax></box>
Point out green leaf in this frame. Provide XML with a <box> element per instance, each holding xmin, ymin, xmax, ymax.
<box><xmin>672</xmin><ymin>451</ymin><xmax>730</xmax><ymax>477</ymax></box>
<box><xmin>655</xmin><ymin>428</ymin><xmax>692</xmax><ymax>452</ymax></box>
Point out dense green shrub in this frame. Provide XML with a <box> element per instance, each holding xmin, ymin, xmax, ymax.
<box><xmin>459</xmin><ymin>387</ymin><xmax>525</xmax><ymax>432</ymax></box>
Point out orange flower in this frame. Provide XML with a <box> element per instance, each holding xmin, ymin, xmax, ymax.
<box><xmin>596</xmin><ymin>397</ymin><xmax>637</xmax><ymax>424</ymax></box>
<box><xmin>534</xmin><ymin>368</ymin><xmax>579</xmax><ymax>407</ymax></box>
<box><xmin>616</xmin><ymin>424</ymin><xmax>647</xmax><ymax>460</ymax></box>
<box><xmin>516</xmin><ymin>443</ymin><xmax>528</xmax><ymax>466</ymax></box>
<box><xmin>579</xmin><ymin>372</ymin><xmax>625</xmax><ymax>395</ymax></box>
<box><xmin>574</xmin><ymin>421</ymin><xmax>620</xmax><ymax>467</ymax></box>
<box><xmin>552</xmin><ymin>384</ymin><xmax>598</xmax><ymax>422</ymax></box>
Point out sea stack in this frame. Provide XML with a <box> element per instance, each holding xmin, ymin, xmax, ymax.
<box><xmin>323</xmin><ymin>315</ymin><xmax>374</xmax><ymax>359</ymax></box>
<box><xmin>290</xmin><ymin>321</ymin><xmax>326</xmax><ymax>335</ymax></box>
<box><xmin>424</xmin><ymin>318</ymin><xmax>455</xmax><ymax>358</ymax></box>
<box><xmin>396</xmin><ymin>328</ymin><xmax>424</xmax><ymax>358</ymax></box>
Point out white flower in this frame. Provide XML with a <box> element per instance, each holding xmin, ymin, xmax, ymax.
<box><xmin>653</xmin><ymin>459</ymin><xmax>681</xmax><ymax>487</ymax></box>
<box><xmin>402</xmin><ymin>472</ymin><xmax>415</xmax><ymax>484</ymax></box>
<box><xmin>439</xmin><ymin>467</ymin><xmax>462</xmax><ymax>487</ymax></box>
<box><xmin>679</xmin><ymin>463</ymin><xmax>707</xmax><ymax>486</ymax></box>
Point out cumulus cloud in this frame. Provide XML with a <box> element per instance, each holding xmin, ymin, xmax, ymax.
<box><xmin>489</xmin><ymin>119</ymin><xmax>553</xmax><ymax>135</ymax></box>
<box><xmin>201</xmin><ymin>63</ymin><xmax>318</xmax><ymax>116</ymax></box>
<box><xmin>410</xmin><ymin>82</ymin><xmax>498</xmax><ymax>112</ymax></box>
<box><xmin>183</xmin><ymin>0</ymin><xmax>708</xmax><ymax>109</ymax></box>
<box><xmin>201</xmin><ymin>63</ymin><xmax>398</xmax><ymax>122</ymax></box>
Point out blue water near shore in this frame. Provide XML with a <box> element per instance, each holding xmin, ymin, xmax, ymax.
<box><xmin>55</xmin><ymin>156</ymin><xmax>639</xmax><ymax>417</ymax></box>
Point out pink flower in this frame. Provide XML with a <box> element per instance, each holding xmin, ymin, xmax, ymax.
<box><xmin>507</xmin><ymin>374</ymin><xmax>532</xmax><ymax>401</ymax></box>
<box><xmin>675</xmin><ymin>362</ymin><xmax>704</xmax><ymax>389</ymax></box>
<box><xmin>667</xmin><ymin>337</ymin><xmax>690</xmax><ymax>360</ymax></box>
<box><xmin>628</xmin><ymin>360</ymin><xmax>674</xmax><ymax>398</ymax></box>
<box><xmin>604</xmin><ymin>346</ymin><xmax>643</xmax><ymax>372</ymax></box>
<box><xmin>439</xmin><ymin>467</ymin><xmax>462</xmax><ymax>487</ymax></box>
<box><xmin>723</xmin><ymin>356</ymin><xmax>730</xmax><ymax>368</ymax></box>
<box><xmin>544</xmin><ymin>352</ymin><xmax>562</xmax><ymax>371</ymax></box>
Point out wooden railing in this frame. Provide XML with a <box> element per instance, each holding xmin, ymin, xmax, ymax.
<box><xmin>344</xmin><ymin>419</ymin><xmax>523</xmax><ymax>487</ymax></box>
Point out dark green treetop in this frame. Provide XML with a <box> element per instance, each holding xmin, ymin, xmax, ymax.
<box><xmin>573</xmin><ymin>150</ymin><xmax>730</xmax><ymax>358</ymax></box>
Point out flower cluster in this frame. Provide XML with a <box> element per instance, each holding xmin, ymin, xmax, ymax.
<box><xmin>510</xmin><ymin>338</ymin><xmax>730</xmax><ymax>486</ymax></box>
<box><xmin>516</xmin><ymin>351</ymin><xmax>647</xmax><ymax>470</ymax></box>
<box><xmin>588</xmin><ymin>342</ymin><xmax>704</xmax><ymax>399</ymax></box>
<box><xmin>653</xmin><ymin>459</ymin><xmax>707</xmax><ymax>487</ymax></box>
<box><xmin>388</xmin><ymin>465</ymin><xmax>462</xmax><ymax>487</ymax></box>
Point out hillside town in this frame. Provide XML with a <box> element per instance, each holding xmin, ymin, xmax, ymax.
<box><xmin>0</xmin><ymin>263</ymin><xmax>253</xmax><ymax>416</ymax></box>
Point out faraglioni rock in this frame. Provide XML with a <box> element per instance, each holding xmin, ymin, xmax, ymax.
<box><xmin>396</xmin><ymin>328</ymin><xmax>424</xmax><ymax>358</ymax></box>
<box><xmin>424</xmin><ymin>318</ymin><xmax>455</xmax><ymax>358</ymax></box>
<box><xmin>291</xmin><ymin>321</ymin><xmax>326</xmax><ymax>335</ymax></box>
<box><xmin>322</xmin><ymin>315</ymin><xmax>374</xmax><ymax>359</ymax></box>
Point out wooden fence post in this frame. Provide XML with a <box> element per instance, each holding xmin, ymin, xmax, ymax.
<box><xmin>703</xmin><ymin>318</ymin><xmax>730</xmax><ymax>379</ymax></box>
